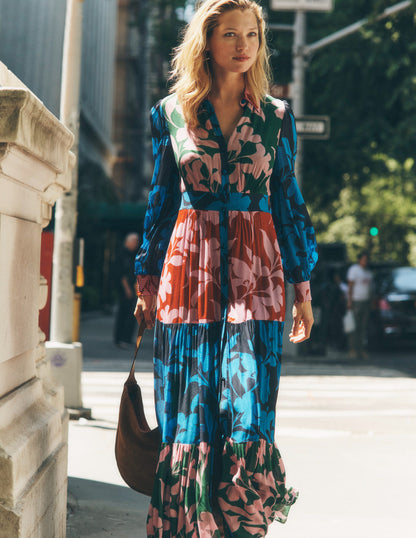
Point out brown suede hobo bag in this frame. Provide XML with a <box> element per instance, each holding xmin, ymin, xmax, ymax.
<box><xmin>115</xmin><ymin>323</ymin><xmax>161</xmax><ymax>496</ymax></box>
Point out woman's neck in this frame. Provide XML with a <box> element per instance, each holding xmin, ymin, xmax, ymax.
<box><xmin>209</xmin><ymin>72</ymin><xmax>246</xmax><ymax>105</ymax></box>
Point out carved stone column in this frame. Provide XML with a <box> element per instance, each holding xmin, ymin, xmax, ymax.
<box><xmin>0</xmin><ymin>62</ymin><xmax>74</xmax><ymax>537</ymax></box>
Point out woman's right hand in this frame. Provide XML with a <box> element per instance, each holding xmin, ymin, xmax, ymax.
<box><xmin>134</xmin><ymin>295</ymin><xmax>157</xmax><ymax>329</ymax></box>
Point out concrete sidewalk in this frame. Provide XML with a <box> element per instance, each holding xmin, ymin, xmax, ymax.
<box><xmin>67</xmin><ymin>313</ymin><xmax>152</xmax><ymax>537</ymax></box>
<box><xmin>66</xmin><ymin>313</ymin><xmax>416</xmax><ymax>537</ymax></box>
<box><xmin>67</xmin><ymin>477</ymin><xmax>148</xmax><ymax>538</ymax></box>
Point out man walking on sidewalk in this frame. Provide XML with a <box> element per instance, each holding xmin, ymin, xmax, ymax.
<box><xmin>347</xmin><ymin>251</ymin><xmax>372</xmax><ymax>359</ymax></box>
<box><xmin>114</xmin><ymin>233</ymin><xmax>140</xmax><ymax>348</ymax></box>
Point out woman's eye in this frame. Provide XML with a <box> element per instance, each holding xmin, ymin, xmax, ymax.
<box><xmin>248</xmin><ymin>32</ymin><xmax>258</xmax><ymax>37</ymax></box>
<box><xmin>224</xmin><ymin>32</ymin><xmax>236</xmax><ymax>37</ymax></box>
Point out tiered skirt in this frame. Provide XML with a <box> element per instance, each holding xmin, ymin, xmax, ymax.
<box><xmin>147</xmin><ymin>201</ymin><xmax>298</xmax><ymax>537</ymax></box>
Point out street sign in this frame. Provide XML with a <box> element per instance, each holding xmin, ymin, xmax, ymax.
<box><xmin>271</xmin><ymin>0</ymin><xmax>333</xmax><ymax>12</ymax></box>
<box><xmin>295</xmin><ymin>115</ymin><xmax>330</xmax><ymax>139</ymax></box>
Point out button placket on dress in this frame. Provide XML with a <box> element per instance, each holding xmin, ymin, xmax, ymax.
<box><xmin>204</xmin><ymin>100</ymin><xmax>234</xmax><ymax>451</ymax></box>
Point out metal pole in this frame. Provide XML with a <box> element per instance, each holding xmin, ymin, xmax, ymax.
<box><xmin>304</xmin><ymin>0</ymin><xmax>411</xmax><ymax>57</ymax></box>
<box><xmin>284</xmin><ymin>9</ymin><xmax>307</xmax><ymax>356</ymax></box>
<box><xmin>292</xmin><ymin>9</ymin><xmax>306</xmax><ymax>188</ymax></box>
<box><xmin>47</xmin><ymin>0</ymin><xmax>89</xmax><ymax>415</ymax></box>
<box><xmin>50</xmin><ymin>0</ymin><xmax>84</xmax><ymax>343</ymax></box>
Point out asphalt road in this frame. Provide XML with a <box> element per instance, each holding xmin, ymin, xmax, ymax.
<box><xmin>67</xmin><ymin>314</ymin><xmax>416</xmax><ymax>537</ymax></box>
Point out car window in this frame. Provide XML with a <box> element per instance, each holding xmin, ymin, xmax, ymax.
<box><xmin>393</xmin><ymin>268</ymin><xmax>416</xmax><ymax>293</ymax></box>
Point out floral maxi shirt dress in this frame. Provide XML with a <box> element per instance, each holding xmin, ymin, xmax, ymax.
<box><xmin>135</xmin><ymin>92</ymin><xmax>318</xmax><ymax>537</ymax></box>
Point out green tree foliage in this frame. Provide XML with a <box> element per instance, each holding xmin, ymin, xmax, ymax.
<box><xmin>304</xmin><ymin>0</ymin><xmax>416</xmax><ymax>205</ymax></box>
<box><xmin>269</xmin><ymin>0</ymin><xmax>416</xmax><ymax>263</ymax></box>
<box><xmin>314</xmin><ymin>155</ymin><xmax>416</xmax><ymax>265</ymax></box>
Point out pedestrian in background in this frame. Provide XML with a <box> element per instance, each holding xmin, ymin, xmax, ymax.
<box><xmin>347</xmin><ymin>252</ymin><xmax>372</xmax><ymax>359</ymax></box>
<box><xmin>134</xmin><ymin>0</ymin><xmax>318</xmax><ymax>535</ymax></box>
<box><xmin>327</xmin><ymin>271</ymin><xmax>348</xmax><ymax>352</ymax></box>
<box><xmin>114</xmin><ymin>232</ymin><xmax>140</xmax><ymax>349</ymax></box>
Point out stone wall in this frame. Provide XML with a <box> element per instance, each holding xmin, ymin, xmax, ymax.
<box><xmin>0</xmin><ymin>62</ymin><xmax>74</xmax><ymax>537</ymax></box>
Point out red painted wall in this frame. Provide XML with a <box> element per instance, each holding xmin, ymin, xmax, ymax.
<box><xmin>39</xmin><ymin>232</ymin><xmax>54</xmax><ymax>341</ymax></box>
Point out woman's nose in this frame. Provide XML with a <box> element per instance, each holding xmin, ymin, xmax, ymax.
<box><xmin>236</xmin><ymin>36</ymin><xmax>248</xmax><ymax>51</ymax></box>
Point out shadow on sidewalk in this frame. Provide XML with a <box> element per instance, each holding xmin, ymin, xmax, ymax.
<box><xmin>80</xmin><ymin>313</ymin><xmax>154</xmax><ymax>372</ymax></box>
<box><xmin>67</xmin><ymin>477</ymin><xmax>149</xmax><ymax>537</ymax></box>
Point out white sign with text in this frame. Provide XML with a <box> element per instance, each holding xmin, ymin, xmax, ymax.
<box><xmin>271</xmin><ymin>0</ymin><xmax>333</xmax><ymax>12</ymax></box>
<box><xmin>296</xmin><ymin>115</ymin><xmax>330</xmax><ymax>139</ymax></box>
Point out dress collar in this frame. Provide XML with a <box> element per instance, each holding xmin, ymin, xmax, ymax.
<box><xmin>240</xmin><ymin>89</ymin><xmax>260</xmax><ymax>112</ymax></box>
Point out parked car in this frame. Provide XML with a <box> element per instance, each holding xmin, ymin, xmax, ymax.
<box><xmin>369</xmin><ymin>266</ymin><xmax>416</xmax><ymax>347</ymax></box>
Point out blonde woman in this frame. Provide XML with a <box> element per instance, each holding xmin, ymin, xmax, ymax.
<box><xmin>134</xmin><ymin>0</ymin><xmax>318</xmax><ymax>535</ymax></box>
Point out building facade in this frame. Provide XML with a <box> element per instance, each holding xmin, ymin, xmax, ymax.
<box><xmin>0</xmin><ymin>61</ymin><xmax>74</xmax><ymax>538</ymax></box>
<box><xmin>0</xmin><ymin>0</ymin><xmax>118</xmax><ymax>181</ymax></box>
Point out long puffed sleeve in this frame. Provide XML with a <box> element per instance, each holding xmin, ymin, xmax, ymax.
<box><xmin>270</xmin><ymin>101</ymin><xmax>318</xmax><ymax>302</ymax></box>
<box><xmin>135</xmin><ymin>101</ymin><xmax>181</xmax><ymax>295</ymax></box>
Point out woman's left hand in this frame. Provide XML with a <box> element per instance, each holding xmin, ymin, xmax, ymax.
<box><xmin>289</xmin><ymin>301</ymin><xmax>314</xmax><ymax>343</ymax></box>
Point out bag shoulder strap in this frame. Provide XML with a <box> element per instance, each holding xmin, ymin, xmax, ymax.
<box><xmin>127</xmin><ymin>322</ymin><xmax>146</xmax><ymax>382</ymax></box>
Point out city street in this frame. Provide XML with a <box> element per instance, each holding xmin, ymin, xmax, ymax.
<box><xmin>67</xmin><ymin>314</ymin><xmax>416</xmax><ymax>537</ymax></box>
<box><xmin>2</xmin><ymin>1</ymin><xmax>415</xmax><ymax>534</ymax></box>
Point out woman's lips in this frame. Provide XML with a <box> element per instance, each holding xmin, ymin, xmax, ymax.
<box><xmin>233</xmin><ymin>56</ymin><xmax>250</xmax><ymax>62</ymax></box>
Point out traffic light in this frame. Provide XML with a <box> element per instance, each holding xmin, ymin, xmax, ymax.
<box><xmin>370</xmin><ymin>227</ymin><xmax>379</xmax><ymax>237</ymax></box>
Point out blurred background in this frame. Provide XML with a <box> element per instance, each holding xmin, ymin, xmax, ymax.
<box><xmin>1</xmin><ymin>0</ymin><xmax>415</xmax><ymax>352</ymax></box>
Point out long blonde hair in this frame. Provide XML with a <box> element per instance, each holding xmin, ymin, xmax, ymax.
<box><xmin>170</xmin><ymin>0</ymin><xmax>271</xmax><ymax>128</ymax></box>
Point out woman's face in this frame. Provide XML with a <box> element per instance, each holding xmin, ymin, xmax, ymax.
<box><xmin>207</xmin><ymin>9</ymin><xmax>259</xmax><ymax>76</ymax></box>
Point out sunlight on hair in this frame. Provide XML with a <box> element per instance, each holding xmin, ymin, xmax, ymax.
<box><xmin>170</xmin><ymin>0</ymin><xmax>271</xmax><ymax>128</ymax></box>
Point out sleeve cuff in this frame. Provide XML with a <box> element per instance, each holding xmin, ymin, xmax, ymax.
<box><xmin>136</xmin><ymin>275</ymin><xmax>159</xmax><ymax>296</ymax></box>
<box><xmin>294</xmin><ymin>281</ymin><xmax>311</xmax><ymax>302</ymax></box>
